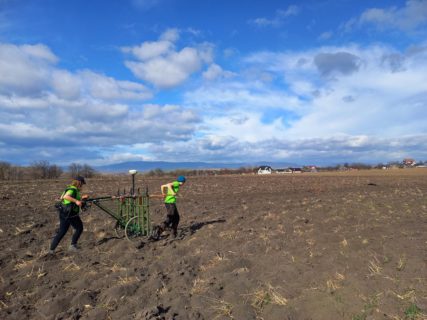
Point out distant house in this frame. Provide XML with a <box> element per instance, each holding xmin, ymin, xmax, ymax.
<box><xmin>276</xmin><ymin>168</ymin><xmax>291</xmax><ymax>174</ymax></box>
<box><xmin>307</xmin><ymin>165</ymin><xmax>317</xmax><ymax>173</ymax></box>
<box><xmin>403</xmin><ymin>158</ymin><xmax>416</xmax><ymax>167</ymax></box>
<box><xmin>290</xmin><ymin>167</ymin><xmax>302</xmax><ymax>173</ymax></box>
<box><xmin>257</xmin><ymin>166</ymin><xmax>273</xmax><ymax>174</ymax></box>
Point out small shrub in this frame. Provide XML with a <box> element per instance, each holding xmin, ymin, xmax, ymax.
<box><xmin>404</xmin><ymin>304</ymin><xmax>422</xmax><ymax>320</ymax></box>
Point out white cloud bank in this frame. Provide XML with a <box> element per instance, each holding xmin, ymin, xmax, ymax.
<box><xmin>178</xmin><ymin>42</ymin><xmax>427</xmax><ymax>163</ymax></box>
<box><xmin>0</xmin><ymin>42</ymin><xmax>201</xmax><ymax>164</ymax></box>
<box><xmin>1</xmin><ymin>21</ymin><xmax>427</xmax><ymax>165</ymax></box>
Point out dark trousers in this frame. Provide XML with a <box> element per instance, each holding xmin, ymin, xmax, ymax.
<box><xmin>161</xmin><ymin>203</ymin><xmax>180</xmax><ymax>235</ymax></box>
<box><xmin>50</xmin><ymin>212</ymin><xmax>83</xmax><ymax>250</ymax></box>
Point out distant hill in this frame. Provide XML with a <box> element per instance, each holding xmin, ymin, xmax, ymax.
<box><xmin>95</xmin><ymin>161</ymin><xmax>298</xmax><ymax>173</ymax></box>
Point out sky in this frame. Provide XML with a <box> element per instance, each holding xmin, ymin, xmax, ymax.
<box><xmin>1</xmin><ymin>0</ymin><xmax>427</xmax><ymax>166</ymax></box>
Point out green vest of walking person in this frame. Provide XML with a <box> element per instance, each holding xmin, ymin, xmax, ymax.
<box><xmin>49</xmin><ymin>176</ymin><xmax>88</xmax><ymax>254</ymax></box>
<box><xmin>153</xmin><ymin>175</ymin><xmax>186</xmax><ymax>239</ymax></box>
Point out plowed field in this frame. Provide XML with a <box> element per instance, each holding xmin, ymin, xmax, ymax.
<box><xmin>1</xmin><ymin>170</ymin><xmax>426</xmax><ymax>319</ymax></box>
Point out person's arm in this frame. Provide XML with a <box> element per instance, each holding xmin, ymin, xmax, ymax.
<box><xmin>161</xmin><ymin>182</ymin><xmax>175</xmax><ymax>196</ymax></box>
<box><xmin>63</xmin><ymin>192</ymin><xmax>82</xmax><ymax>207</ymax></box>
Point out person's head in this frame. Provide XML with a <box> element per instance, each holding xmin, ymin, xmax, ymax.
<box><xmin>177</xmin><ymin>175</ymin><xmax>186</xmax><ymax>185</ymax></box>
<box><xmin>71</xmin><ymin>176</ymin><xmax>86</xmax><ymax>188</ymax></box>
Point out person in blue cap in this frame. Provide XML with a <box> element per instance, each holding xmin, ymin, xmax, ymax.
<box><xmin>153</xmin><ymin>175</ymin><xmax>186</xmax><ymax>239</ymax></box>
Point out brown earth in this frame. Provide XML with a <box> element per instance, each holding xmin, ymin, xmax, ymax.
<box><xmin>0</xmin><ymin>169</ymin><xmax>426</xmax><ymax>320</ymax></box>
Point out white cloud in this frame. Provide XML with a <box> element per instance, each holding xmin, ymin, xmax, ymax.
<box><xmin>0</xmin><ymin>43</ymin><xmax>57</xmax><ymax>95</ymax></box>
<box><xmin>80</xmin><ymin>71</ymin><xmax>152</xmax><ymax>100</ymax></box>
<box><xmin>203</xmin><ymin>112</ymin><xmax>287</xmax><ymax>143</ymax></box>
<box><xmin>349</xmin><ymin>0</ymin><xmax>427</xmax><ymax>32</ymax></box>
<box><xmin>160</xmin><ymin>28</ymin><xmax>180</xmax><ymax>42</ymax></box>
<box><xmin>318</xmin><ymin>31</ymin><xmax>333</xmax><ymax>41</ymax></box>
<box><xmin>185</xmin><ymin>81</ymin><xmax>302</xmax><ymax>113</ymax></box>
<box><xmin>122</xmin><ymin>40</ymin><xmax>173</xmax><ymax>61</ymax></box>
<box><xmin>278</xmin><ymin>5</ymin><xmax>299</xmax><ymax>17</ymax></box>
<box><xmin>249</xmin><ymin>5</ymin><xmax>300</xmax><ymax>27</ymax></box>
<box><xmin>20</xmin><ymin>44</ymin><xmax>58</xmax><ymax>63</ymax></box>
<box><xmin>123</xmin><ymin>30</ymin><xmax>214</xmax><ymax>88</ymax></box>
<box><xmin>202</xmin><ymin>64</ymin><xmax>236</xmax><ymax>81</ymax></box>
<box><xmin>51</xmin><ymin>70</ymin><xmax>82</xmax><ymax>100</ymax></box>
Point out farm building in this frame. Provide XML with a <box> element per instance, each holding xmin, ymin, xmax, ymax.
<box><xmin>275</xmin><ymin>168</ymin><xmax>302</xmax><ymax>174</ymax></box>
<box><xmin>307</xmin><ymin>165</ymin><xmax>317</xmax><ymax>172</ymax></box>
<box><xmin>276</xmin><ymin>168</ymin><xmax>292</xmax><ymax>174</ymax></box>
<box><xmin>403</xmin><ymin>158</ymin><xmax>416</xmax><ymax>167</ymax></box>
<box><xmin>257</xmin><ymin>166</ymin><xmax>273</xmax><ymax>174</ymax></box>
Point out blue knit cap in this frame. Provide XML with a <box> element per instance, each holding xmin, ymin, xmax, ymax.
<box><xmin>177</xmin><ymin>176</ymin><xmax>186</xmax><ymax>183</ymax></box>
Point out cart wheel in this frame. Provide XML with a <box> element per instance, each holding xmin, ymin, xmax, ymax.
<box><xmin>125</xmin><ymin>216</ymin><xmax>139</xmax><ymax>241</ymax></box>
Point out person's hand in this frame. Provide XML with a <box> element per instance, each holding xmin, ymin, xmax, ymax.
<box><xmin>75</xmin><ymin>200</ymin><xmax>82</xmax><ymax>207</ymax></box>
<box><xmin>81</xmin><ymin>195</ymin><xmax>89</xmax><ymax>200</ymax></box>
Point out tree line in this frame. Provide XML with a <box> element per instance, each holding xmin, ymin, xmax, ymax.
<box><xmin>0</xmin><ymin>161</ymin><xmax>96</xmax><ymax>180</ymax></box>
<box><xmin>1</xmin><ymin>159</ymin><xmax>425</xmax><ymax>181</ymax></box>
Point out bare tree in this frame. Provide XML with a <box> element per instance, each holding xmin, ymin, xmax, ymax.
<box><xmin>68</xmin><ymin>163</ymin><xmax>83</xmax><ymax>178</ymax></box>
<box><xmin>30</xmin><ymin>160</ymin><xmax>50</xmax><ymax>179</ymax></box>
<box><xmin>81</xmin><ymin>164</ymin><xmax>96</xmax><ymax>178</ymax></box>
<box><xmin>0</xmin><ymin>161</ymin><xmax>11</xmax><ymax>180</ymax></box>
<box><xmin>68</xmin><ymin>163</ymin><xmax>96</xmax><ymax>178</ymax></box>
<box><xmin>29</xmin><ymin>161</ymin><xmax>63</xmax><ymax>179</ymax></box>
<box><xmin>47</xmin><ymin>164</ymin><xmax>63</xmax><ymax>179</ymax></box>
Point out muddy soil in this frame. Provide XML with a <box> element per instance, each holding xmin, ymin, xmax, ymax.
<box><xmin>0</xmin><ymin>170</ymin><xmax>426</xmax><ymax>320</ymax></box>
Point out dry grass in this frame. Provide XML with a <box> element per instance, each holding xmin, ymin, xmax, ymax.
<box><xmin>63</xmin><ymin>262</ymin><xmax>81</xmax><ymax>272</ymax></box>
<box><xmin>117</xmin><ymin>275</ymin><xmax>139</xmax><ymax>285</ymax></box>
<box><xmin>13</xmin><ymin>223</ymin><xmax>35</xmax><ymax>236</ymax></box>
<box><xmin>156</xmin><ymin>282</ymin><xmax>168</xmax><ymax>295</ymax></box>
<box><xmin>111</xmin><ymin>263</ymin><xmax>127</xmax><ymax>272</ymax></box>
<box><xmin>306</xmin><ymin>238</ymin><xmax>315</xmax><ymax>246</ymax></box>
<box><xmin>245</xmin><ymin>284</ymin><xmax>288</xmax><ymax>314</ymax></box>
<box><xmin>0</xmin><ymin>300</ymin><xmax>8</xmax><ymax>310</ymax></box>
<box><xmin>219</xmin><ymin>231</ymin><xmax>238</xmax><ymax>240</ymax></box>
<box><xmin>190</xmin><ymin>278</ymin><xmax>209</xmax><ymax>295</ymax></box>
<box><xmin>325</xmin><ymin>272</ymin><xmax>345</xmax><ymax>293</ymax></box>
<box><xmin>397</xmin><ymin>255</ymin><xmax>406</xmax><ymax>271</ymax></box>
<box><xmin>390</xmin><ymin>289</ymin><xmax>416</xmax><ymax>301</ymax></box>
<box><xmin>293</xmin><ymin>226</ymin><xmax>304</xmax><ymax>236</ymax></box>
<box><xmin>231</xmin><ymin>267</ymin><xmax>249</xmax><ymax>274</ymax></box>
<box><xmin>209</xmin><ymin>298</ymin><xmax>234</xmax><ymax>319</ymax></box>
<box><xmin>14</xmin><ymin>259</ymin><xmax>33</xmax><ymax>270</ymax></box>
<box><xmin>13</xmin><ymin>258</ymin><xmax>48</xmax><ymax>279</ymax></box>
<box><xmin>368</xmin><ymin>256</ymin><xmax>382</xmax><ymax>276</ymax></box>
<box><xmin>36</xmin><ymin>265</ymin><xmax>47</xmax><ymax>279</ymax></box>
<box><xmin>200</xmin><ymin>252</ymin><xmax>228</xmax><ymax>271</ymax></box>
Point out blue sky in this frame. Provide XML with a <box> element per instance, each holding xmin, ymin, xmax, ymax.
<box><xmin>1</xmin><ymin>0</ymin><xmax>427</xmax><ymax>166</ymax></box>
